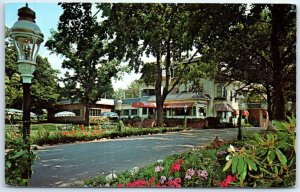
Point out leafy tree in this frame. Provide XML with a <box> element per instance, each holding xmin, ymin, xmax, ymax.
<box><xmin>98</xmin><ymin>3</ymin><xmax>218</xmax><ymax>126</ymax></box>
<box><xmin>46</xmin><ymin>3</ymin><xmax>120</xmax><ymax>125</ymax></box>
<box><xmin>5</xmin><ymin>27</ymin><xmax>60</xmax><ymax>120</ymax></box>
<box><xmin>31</xmin><ymin>57</ymin><xmax>60</xmax><ymax>118</ymax></box>
<box><xmin>197</xmin><ymin>4</ymin><xmax>296</xmax><ymax>121</ymax></box>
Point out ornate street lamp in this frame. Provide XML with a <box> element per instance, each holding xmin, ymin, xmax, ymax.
<box><xmin>9</xmin><ymin>3</ymin><xmax>44</xmax><ymax>181</ymax></box>
<box><xmin>116</xmin><ymin>98</ymin><xmax>123</xmax><ymax>121</ymax></box>
<box><xmin>184</xmin><ymin>105</ymin><xmax>188</xmax><ymax>128</ymax></box>
<box><xmin>236</xmin><ymin>94</ymin><xmax>244</xmax><ymax>141</ymax></box>
<box><xmin>115</xmin><ymin>98</ymin><xmax>123</xmax><ymax>132</ymax></box>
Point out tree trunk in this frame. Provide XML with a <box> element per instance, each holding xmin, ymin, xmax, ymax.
<box><xmin>84</xmin><ymin>103</ymin><xmax>90</xmax><ymax>126</ymax></box>
<box><xmin>155</xmin><ymin>51</ymin><xmax>164</xmax><ymax>127</ymax></box>
<box><xmin>271</xmin><ymin>5</ymin><xmax>285</xmax><ymax>121</ymax></box>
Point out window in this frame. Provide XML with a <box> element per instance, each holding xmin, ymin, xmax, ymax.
<box><xmin>131</xmin><ymin>109</ymin><xmax>138</xmax><ymax>116</ymax></box>
<box><xmin>73</xmin><ymin>109</ymin><xmax>81</xmax><ymax>116</ymax></box>
<box><xmin>217</xmin><ymin>86</ymin><xmax>223</xmax><ymax>97</ymax></box>
<box><xmin>142</xmin><ymin>108</ymin><xmax>148</xmax><ymax>115</ymax></box>
<box><xmin>89</xmin><ymin>109</ymin><xmax>101</xmax><ymax>116</ymax></box>
<box><xmin>169</xmin><ymin>108</ymin><xmax>191</xmax><ymax>116</ymax></box>
<box><xmin>199</xmin><ymin>107</ymin><xmax>206</xmax><ymax>117</ymax></box>
<box><xmin>142</xmin><ymin>89</ymin><xmax>155</xmax><ymax>96</ymax></box>
<box><xmin>223</xmin><ymin>89</ymin><xmax>227</xmax><ymax>98</ymax></box>
<box><xmin>217</xmin><ymin>112</ymin><xmax>223</xmax><ymax>119</ymax></box>
<box><xmin>122</xmin><ymin>109</ymin><xmax>130</xmax><ymax>116</ymax></box>
<box><xmin>193</xmin><ymin>106</ymin><xmax>197</xmax><ymax>116</ymax></box>
<box><xmin>230</xmin><ymin>91</ymin><xmax>233</xmax><ymax>101</ymax></box>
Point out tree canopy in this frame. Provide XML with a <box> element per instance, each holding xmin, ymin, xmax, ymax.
<box><xmin>5</xmin><ymin>27</ymin><xmax>60</xmax><ymax>118</ymax></box>
<box><xmin>197</xmin><ymin>4</ymin><xmax>296</xmax><ymax>120</ymax></box>
<box><xmin>98</xmin><ymin>3</ymin><xmax>225</xmax><ymax>125</ymax></box>
<box><xmin>46</xmin><ymin>3</ymin><xmax>121</xmax><ymax>125</ymax></box>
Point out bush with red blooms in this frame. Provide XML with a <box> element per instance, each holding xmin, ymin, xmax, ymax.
<box><xmin>219</xmin><ymin>175</ymin><xmax>237</xmax><ymax>187</ymax></box>
<box><xmin>170</xmin><ymin>159</ymin><xmax>184</xmax><ymax>173</ymax></box>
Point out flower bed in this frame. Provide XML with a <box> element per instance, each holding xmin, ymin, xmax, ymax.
<box><xmin>83</xmin><ymin>117</ymin><xmax>296</xmax><ymax>188</ymax></box>
<box><xmin>31</xmin><ymin>127</ymin><xmax>189</xmax><ymax>146</ymax></box>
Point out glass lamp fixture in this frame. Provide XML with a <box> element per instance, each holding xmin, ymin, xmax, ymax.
<box><xmin>9</xmin><ymin>3</ymin><xmax>44</xmax><ymax>83</ymax></box>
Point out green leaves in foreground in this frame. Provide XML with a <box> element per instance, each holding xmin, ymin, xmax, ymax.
<box><xmin>222</xmin><ymin>117</ymin><xmax>296</xmax><ymax>187</ymax></box>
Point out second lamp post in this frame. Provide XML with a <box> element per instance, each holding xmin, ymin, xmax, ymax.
<box><xmin>236</xmin><ymin>94</ymin><xmax>244</xmax><ymax>141</ymax></box>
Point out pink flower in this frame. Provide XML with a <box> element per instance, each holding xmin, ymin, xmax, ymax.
<box><xmin>160</xmin><ymin>176</ymin><xmax>167</xmax><ymax>184</ymax></box>
<box><xmin>170</xmin><ymin>161</ymin><xmax>181</xmax><ymax>173</ymax></box>
<box><xmin>197</xmin><ymin>170</ymin><xmax>208</xmax><ymax>180</ymax></box>
<box><xmin>155</xmin><ymin>165</ymin><xmax>164</xmax><ymax>172</ymax></box>
<box><xmin>185</xmin><ymin>168</ymin><xmax>195</xmax><ymax>180</ymax></box>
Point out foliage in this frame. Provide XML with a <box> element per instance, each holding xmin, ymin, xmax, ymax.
<box><xmin>198</xmin><ymin>4</ymin><xmax>296</xmax><ymax>120</ymax></box>
<box><xmin>5</xmin><ymin>132</ymin><xmax>37</xmax><ymax>186</ymax></box>
<box><xmin>98</xmin><ymin>3</ymin><xmax>220</xmax><ymax>126</ymax></box>
<box><xmin>84</xmin><ymin>147</ymin><xmax>225</xmax><ymax>187</ymax></box>
<box><xmin>223</xmin><ymin>117</ymin><xmax>296</xmax><ymax>187</ymax></box>
<box><xmin>5</xmin><ymin>26</ymin><xmax>60</xmax><ymax>115</ymax></box>
<box><xmin>29</xmin><ymin>126</ymin><xmax>187</xmax><ymax>146</ymax></box>
<box><xmin>46</xmin><ymin>3</ymin><xmax>121</xmax><ymax>125</ymax></box>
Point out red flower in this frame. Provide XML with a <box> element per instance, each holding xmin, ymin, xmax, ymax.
<box><xmin>117</xmin><ymin>183</ymin><xmax>123</xmax><ymax>187</ymax></box>
<box><xmin>166</xmin><ymin>178</ymin><xmax>182</xmax><ymax>187</ymax></box>
<box><xmin>170</xmin><ymin>161</ymin><xmax>181</xmax><ymax>173</ymax></box>
<box><xmin>219</xmin><ymin>175</ymin><xmax>237</xmax><ymax>187</ymax></box>
<box><xmin>147</xmin><ymin>177</ymin><xmax>156</xmax><ymax>186</ymax></box>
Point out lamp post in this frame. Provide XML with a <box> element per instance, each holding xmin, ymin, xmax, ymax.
<box><xmin>184</xmin><ymin>105</ymin><xmax>188</xmax><ymax>128</ymax></box>
<box><xmin>116</xmin><ymin>98</ymin><xmax>123</xmax><ymax>120</ymax></box>
<box><xmin>236</xmin><ymin>94</ymin><xmax>244</xmax><ymax>141</ymax></box>
<box><xmin>9</xmin><ymin>3</ymin><xmax>44</xmax><ymax>182</ymax></box>
<box><xmin>116</xmin><ymin>98</ymin><xmax>122</xmax><ymax>131</ymax></box>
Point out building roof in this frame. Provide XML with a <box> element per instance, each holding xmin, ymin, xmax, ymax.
<box><xmin>146</xmin><ymin>92</ymin><xmax>210</xmax><ymax>102</ymax></box>
<box><xmin>95</xmin><ymin>98</ymin><xmax>114</xmax><ymax>106</ymax></box>
<box><xmin>122</xmin><ymin>98</ymin><xmax>140</xmax><ymax>105</ymax></box>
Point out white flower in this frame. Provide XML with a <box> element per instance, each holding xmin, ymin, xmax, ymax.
<box><xmin>226</xmin><ymin>154</ymin><xmax>232</xmax><ymax>161</ymax></box>
<box><xmin>227</xmin><ymin>144</ymin><xmax>236</xmax><ymax>153</ymax></box>
<box><xmin>157</xmin><ymin>159</ymin><xmax>164</xmax><ymax>164</ymax></box>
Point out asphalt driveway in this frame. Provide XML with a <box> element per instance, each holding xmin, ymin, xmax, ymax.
<box><xmin>31</xmin><ymin>127</ymin><xmax>264</xmax><ymax>187</ymax></box>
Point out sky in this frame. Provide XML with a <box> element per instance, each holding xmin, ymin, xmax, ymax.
<box><xmin>5</xmin><ymin>2</ymin><xmax>143</xmax><ymax>90</ymax></box>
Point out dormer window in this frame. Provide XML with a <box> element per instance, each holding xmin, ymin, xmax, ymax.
<box><xmin>217</xmin><ymin>85</ymin><xmax>227</xmax><ymax>99</ymax></box>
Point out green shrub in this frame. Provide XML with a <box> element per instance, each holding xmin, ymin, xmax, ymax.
<box><xmin>5</xmin><ymin>132</ymin><xmax>37</xmax><ymax>186</ymax></box>
<box><xmin>84</xmin><ymin>147</ymin><xmax>224</xmax><ymax>187</ymax></box>
<box><xmin>223</xmin><ymin>117</ymin><xmax>296</xmax><ymax>187</ymax></box>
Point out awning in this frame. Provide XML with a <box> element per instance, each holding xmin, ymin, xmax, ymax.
<box><xmin>215</xmin><ymin>104</ymin><xmax>234</xmax><ymax>112</ymax></box>
<box><xmin>241</xmin><ymin>110</ymin><xmax>249</xmax><ymax>116</ymax></box>
<box><xmin>232</xmin><ymin>110</ymin><xmax>249</xmax><ymax>116</ymax></box>
<box><xmin>233</xmin><ymin>110</ymin><xmax>239</xmax><ymax>115</ymax></box>
<box><xmin>132</xmin><ymin>101</ymin><xmax>156</xmax><ymax>108</ymax></box>
<box><xmin>164</xmin><ymin>102</ymin><xmax>194</xmax><ymax>109</ymax></box>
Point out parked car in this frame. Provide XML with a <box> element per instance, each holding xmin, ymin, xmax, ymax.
<box><xmin>100</xmin><ymin>112</ymin><xmax>119</xmax><ymax>120</ymax></box>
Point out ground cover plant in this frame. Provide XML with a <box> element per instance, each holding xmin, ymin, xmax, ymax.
<box><xmin>83</xmin><ymin>117</ymin><xmax>296</xmax><ymax>188</ymax></box>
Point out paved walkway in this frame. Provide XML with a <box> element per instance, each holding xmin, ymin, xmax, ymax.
<box><xmin>31</xmin><ymin>127</ymin><xmax>265</xmax><ymax>187</ymax></box>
